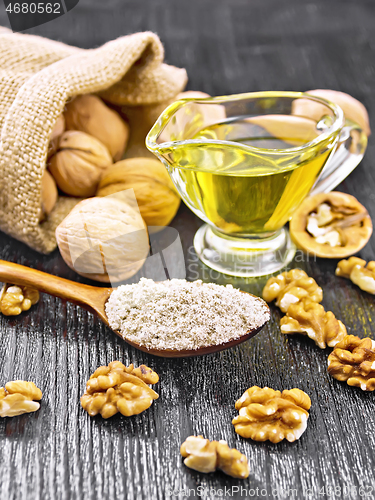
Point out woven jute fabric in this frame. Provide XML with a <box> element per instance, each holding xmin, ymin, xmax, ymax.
<box><xmin>0</xmin><ymin>28</ymin><xmax>187</xmax><ymax>253</ymax></box>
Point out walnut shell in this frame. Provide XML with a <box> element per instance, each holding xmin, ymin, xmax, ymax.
<box><xmin>55</xmin><ymin>196</ymin><xmax>149</xmax><ymax>283</ymax></box>
<box><xmin>48</xmin><ymin>131</ymin><xmax>113</xmax><ymax>197</ymax></box>
<box><xmin>40</xmin><ymin>170</ymin><xmax>58</xmax><ymax>221</ymax></box>
<box><xmin>97</xmin><ymin>158</ymin><xmax>180</xmax><ymax>233</ymax></box>
<box><xmin>64</xmin><ymin>95</ymin><xmax>129</xmax><ymax>161</ymax></box>
<box><xmin>292</xmin><ymin>89</ymin><xmax>371</xmax><ymax>136</ymax></box>
<box><xmin>289</xmin><ymin>192</ymin><xmax>373</xmax><ymax>258</ymax></box>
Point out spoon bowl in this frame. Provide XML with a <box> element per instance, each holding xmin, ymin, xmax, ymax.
<box><xmin>0</xmin><ymin>260</ymin><xmax>269</xmax><ymax>358</ymax></box>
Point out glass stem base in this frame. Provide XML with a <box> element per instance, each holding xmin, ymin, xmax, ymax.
<box><xmin>194</xmin><ymin>225</ymin><xmax>296</xmax><ymax>277</ymax></box>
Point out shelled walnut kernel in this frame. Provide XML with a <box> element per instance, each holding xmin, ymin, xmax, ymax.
<box><xmin>335</xmin><ymin>257</ymin><xmax>367</xmax><ymax>278</ymax></box>
<box><xmin>336</xmin><ymin>258</ymin><xmax>375</xmax><ymax>295</ymax></box>
<box><xmin>232</xmin><ymin>386</ymin><xmax>311</xmax><ymax>443</ymax></box>
<box><xmin>262</xmin><ymin>269</ymin><xmax>323</xmax><ymax>313</ymax></box>
<box><xmin>280</xmin><ymin>299</ymin><xmax>347</xmax><ymax>349</ymax></box>
<box><xmin>0</xmin><ymin>284</ymin><xmax>39</xmax><ymax>316</ymax></box>
<box><xmin>0</xmin><ymin>381</ymin><xmax>42</xmax><ymax>417</ymax></box>
<box><xmin>328</xmin><ymin>335</ymin><xmax>375</xmax><ymax>391</ymax></box>
<box><xmin>81</xmin><ymin>361</ymin><xmax>159</xmax><ymax>418</ymax></box>
<box><xmin>180</xmin><ymin>436</ymin><xmax>249</xmax><ymax>479</ymax></box>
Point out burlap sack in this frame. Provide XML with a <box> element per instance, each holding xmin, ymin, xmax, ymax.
<box><xmin>0</xmin><ymin>27</ymin><xmax>187</xmax><ymax>253</ymax></box>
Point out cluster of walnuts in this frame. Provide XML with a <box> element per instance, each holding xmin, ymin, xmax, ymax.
<box><xmin>42</xmin><ymin>92</ymin><xmax>189</xmax><ymax>283</ymax></box>
<box><xmin>0</xmin><ymin>359</ymin><xmax>314</xmax><ymax>480</ymax></box>
<box><xmin>43</xmin><ymin>91</ymin><xmax>212</xmax><ymax>284</ymax></box>
<box><xmin>263</xmin><ymin>266</ymin><xmax>375</xmax><ymax>392</ymax></box>
<box><xmin>263</xmin><ymin>268</ymin><xmax>347</xmax><ymax>349</ymax></box>
<box><xmin>180</xmin><ymin>384</ymin><xmax>312</xmax><ymax>478</ymax></box>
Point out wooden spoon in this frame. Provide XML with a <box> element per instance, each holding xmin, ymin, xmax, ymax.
<box><xmin>0</xmin><ymin>260</ymin><xmax>269</xmax><ymax>358</ymax></box>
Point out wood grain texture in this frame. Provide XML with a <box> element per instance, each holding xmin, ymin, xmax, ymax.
<box><xmin>0</xmin><ymin>0</ymin><xmax>374</xmax><ymax>499</ymax></box>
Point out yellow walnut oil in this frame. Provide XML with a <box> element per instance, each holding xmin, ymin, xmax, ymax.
<box><xmin>166</xmin><ymin>116</ymin><xmax>336</xmax><ymax>235</ymax></box>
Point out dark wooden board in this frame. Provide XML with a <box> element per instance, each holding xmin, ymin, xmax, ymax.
<box><xmin>0</xmin><ymin>0</ymin><xmax>375</xmax><ymax>499</ymax></box>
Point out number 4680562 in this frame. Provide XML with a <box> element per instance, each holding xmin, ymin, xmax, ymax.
<box><xmin>6</xmin><ymin>3</ymin><xmax>61</xmax><ymax>14</ymax></box>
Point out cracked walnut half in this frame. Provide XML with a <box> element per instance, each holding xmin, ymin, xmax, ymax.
<box><xmin>289</xmin><ymin>192</ymin><xmax>372</xmax><ymax>258</ymax></box>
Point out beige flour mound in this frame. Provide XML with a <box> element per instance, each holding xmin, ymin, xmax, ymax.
<box><xmin>105</xmin><ymin>279</ymin><xmax>270</xmax><ymax>350</ymax></box>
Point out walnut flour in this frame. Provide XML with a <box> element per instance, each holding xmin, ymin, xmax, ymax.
<box><xmin>105</xmin><ymin>279</ymin><xmax>270</xmax><ymax>350</ymax></box>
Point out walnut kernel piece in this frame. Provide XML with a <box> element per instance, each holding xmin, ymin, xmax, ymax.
<box><xmin>128</xmin><ymin>363</ymin><xmax>159</xmax><ymax>385</ymax></box>
<box><xmin>336</xmin><ymin>258</ymin><xmax>375</xmax><ymax>295</ymax></box>
<box><xmin>5</xmin><ymin>381</ymin><xmax>43</xmax><ymax>400</ymax></box>
<box><xmin>262</xmin><ymin>269</ymin><xmax>323</xmax><ymax>312</ymax></box>
<box><xmin>289</xmin><ymin>192</ymin><xmax>372</xmax><ymax>258</ymax></box>
<box><xmin>350</xmin><ymin>264</ymin><xmax>375</xmax><ymax>294</ymax></box>
<box><xmin>0</xmin><ymin>284</ymin><xmax>39</xmax><ymax>316</ymax></box>
<box><xmin>280</xmin><ymin>299</ymin><xmax>347</xmax><ymax>349</ymax></box>
<box><xmin>328</xmin><ymin>335</ymin><xmax>375</xmax><ymax>391</ymax></box>
<box><xmin>180</xmin><ymin>436</ymin><xmax>249</xmax><ymax>479</ymax></box>
<box><xmin>0</xmin><ymin>381</ymin><xmax>42</xmax><ymax>417</ymax></box>
<box><xmin>81</xmin><ymin>361</ymin><xmax>159</xmax><ymax>418</ymax></box>
<box><xmin>232</xmin><ymin>386</ymin><xmax>311</xmax><ymax>443</ymax></box>
<box><xmin>335</xmin><ymin>257</ymin><xmax>367</xmax><ymax>278</ymax></box>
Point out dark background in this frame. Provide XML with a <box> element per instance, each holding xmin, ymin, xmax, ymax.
<box><xmin>0</xmin><ymin>1</ymin><xmax>374</xmax><ymax>499</ymax></box>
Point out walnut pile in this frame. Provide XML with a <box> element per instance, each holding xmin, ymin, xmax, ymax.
<box><xmin>262</xmin><ymin>269</ymin><xmax>323</xmax><ymax>313</ymax></box>
<box><xmin>180</xmin><ymin>435</ymin><xmax>249</xmax><ymax>479</ymax></box>
<box><xmin>289</xmin><ymin>192</ymin><xmax>373</xmax><ymax>258</ymax></box>
<box><xmin>328</xmin><ymin>335</ymin><xmax>375</xmax><ymax>391</ymax></box>
<box><xmin>0</xmin><ymin>284</ymin><xmax>39</xmax><ymax>316</ymax></box>
<box><xmin>280</xmin><ymin>299</ymin><xmax>347</xmax><ymax>349</ymax></box>
<box><xmin>232</xmin><ymin>386</ymin><xmax>311</xmax><ymax>443</ymax></box>
<box><xmin>0</xmin><ymin>381</ymin><xmax>42</xmax><ymax>417</ymax></box>
<box><xmin>336</xmin><ymin>257</ymin><xmax>375</xmax><ymax>295</ymax></box>
<box><xmin>263</xmin><ymin>269</ymin><xmax>347</xmax><ymax>348</ymax></box>
<box><xmin>80</xmin><ymin>361</ymin><xmax>159</xmax><ymax>418</ymax></box>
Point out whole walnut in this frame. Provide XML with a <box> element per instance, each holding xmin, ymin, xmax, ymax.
<box><xmin>97</xmin><ymin>158</ymin><xmax>180</xmax><ymax>233</ymax></box>
<box><xmin>293</xmin><ymin>89</ymin><xmax>371</xmax><ymax>137</ymax></box>
<box><xmin>121</xmin><ymin>92</ymin><xmax>209</xmax><ymax>160</ymax></box>
<box><xmin>55</xmin><ymin>196</ymin><xmax>149</xmax><ymax>283</ymax></box>
<box><xmin>48</xmin><ymin>131</ymin><xmax>113</xmax><ymax>197</ymax></box>
<box><xmin>121</xmin><ymin>101</ymin><xmax>175</xmax><ymax>159</ymax></box>
<box><xmin>64</xmin><ymin>95</ymin><xmax>129</xmax><ymax>161</ymax></box>
<box><xmin>40</xmin><ymin>170</ymin><xmax>58</xmax><ymax>221</ymax></box>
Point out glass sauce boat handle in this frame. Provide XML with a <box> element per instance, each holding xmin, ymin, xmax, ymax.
<box><xmin>310</xmin><ymin>120</ymin><xmax>368</xmax><ymax>195</ymax></box>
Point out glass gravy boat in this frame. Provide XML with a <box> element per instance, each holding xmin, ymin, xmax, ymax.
<box><xmin>146</xmin><ymin>91</ymin><xmax>367</xmax><ymax>277</ymax></box>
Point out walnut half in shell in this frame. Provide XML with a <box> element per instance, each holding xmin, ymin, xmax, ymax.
<box><xmin>289</xmin><ymin>192</ymin><xmax>372</xmax><ymax>258</ymax></box>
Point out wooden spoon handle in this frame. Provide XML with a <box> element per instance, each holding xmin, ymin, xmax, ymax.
<box><xmin>0</xmin><ymin>260</ymin><xmax>111</xmax><ymax>321</ymax></box>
